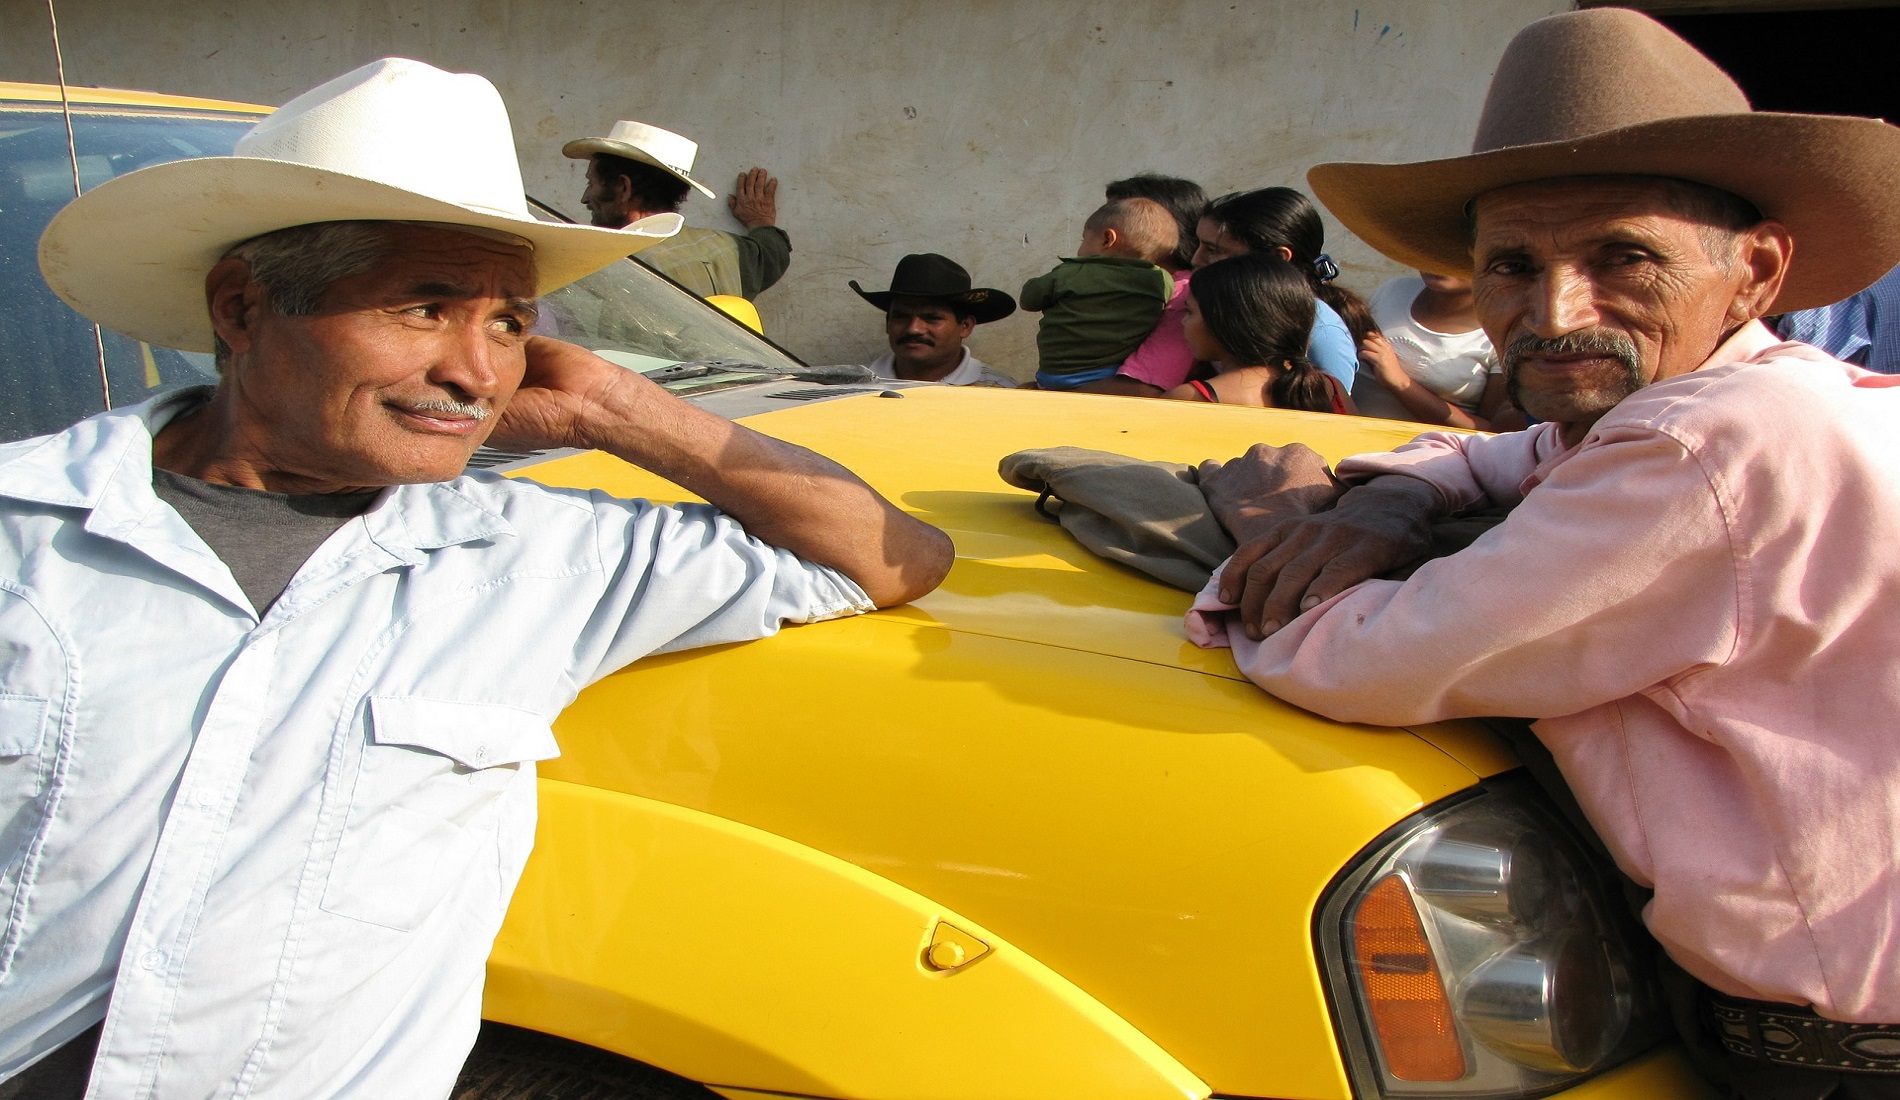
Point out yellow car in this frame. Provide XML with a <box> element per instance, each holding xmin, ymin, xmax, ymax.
<box><xmin>1</xmin><ymin>84</ymin><xmax>1710</xmax><ymax>1100</ymax></box>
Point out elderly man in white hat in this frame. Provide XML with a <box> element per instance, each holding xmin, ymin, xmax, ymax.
<box><xmin>0</xmin><ymin>58</ymin><xmax>950</xmax><ymax>1098</ymax></box>
<box><xmin>1185</xmin><ymin>9</ymin><xmax>1900</xmax><ymax>1099</ymax></box>
<box><xmin>564</xmin><ymin>120</ymin><xmax>790</xmax><ymax>300</ymax></box>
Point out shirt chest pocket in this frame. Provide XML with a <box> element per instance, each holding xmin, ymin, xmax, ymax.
<box><xmin>320</xmin><ymin>697</ymin><xmax>559</xmax><ymax>932</ymax></box>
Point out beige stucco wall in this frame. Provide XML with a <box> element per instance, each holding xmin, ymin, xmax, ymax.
<box><xmin>5</xmin><ymin>0</ymin><xmax>1567</xmax><ymax>376</ymax></box>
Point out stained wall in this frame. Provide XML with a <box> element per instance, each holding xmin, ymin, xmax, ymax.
<box><xmin>4</xmin><ymin>0</ymin><xmax>1569</xmax><ymax>374</ymax></box>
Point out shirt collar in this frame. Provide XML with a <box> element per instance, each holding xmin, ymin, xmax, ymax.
<box><xmin>1703</xmin><ymin>319</ymin><xmax>1782</xmax><ymax>372</ymax></box>
<box><xmin>364</xmin><ymin>480</ymin><xmax>515</xmax><ymax>564</ymax></box>
<box><xmin>868</xmin><ymin>345</ymin><xmax>985</xmax><ymax>384</ymax></box>
<box><xmin>0</xmin><ymin>387</ymin><xmax>204</xmax><ymax>526</ymax></box>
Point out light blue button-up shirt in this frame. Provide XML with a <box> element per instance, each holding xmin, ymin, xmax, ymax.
<box><xmin>0</xmin><ymin>389</ymin><xmax>871</xmax><ymax>1097</ymax></box>
<box><xmin>1777</xmin><ymin>261</ymin><xmax>1900</xmax><ymax>374</ymax></box>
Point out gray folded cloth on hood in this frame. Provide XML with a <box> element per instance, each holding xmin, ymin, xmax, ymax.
<box><xmin>999</xmin><ymin>446</ymin><xmax>1236</xmax><ymax>592</ymax></box>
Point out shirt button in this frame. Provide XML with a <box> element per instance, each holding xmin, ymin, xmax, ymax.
<box><xmin>473</xmin><ymin>746</ymin><xmax>488</xmax><ymax>766</ymax></box>
<box><xmin>194</xmin><ymin>790</ymin><xmax>217</xmax><ymax>810</ymax></box>
<box><xmin>140</xmin><ymin>950</ymin><xmax>166</xmax><ymax>971</ymax></box>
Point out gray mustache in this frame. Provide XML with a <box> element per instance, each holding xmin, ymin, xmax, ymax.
<box><xmin>1503</xmin><ymin>330</ymin><xmax>1641</xmax><ymax>371</ymax></box>
<box><xmin>407</xmin><ymin>399</ymin><xmax>491</xmax><ymax>420</ymax></box>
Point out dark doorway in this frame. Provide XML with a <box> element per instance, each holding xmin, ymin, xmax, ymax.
<box><xmin>1656</xmin><ymin>7</ymin><xmax>1900</xmax><ymax>122</ymax></box>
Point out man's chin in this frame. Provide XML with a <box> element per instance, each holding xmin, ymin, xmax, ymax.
<box><xmin>891</xmin><ymin>346</ymin><xmax>942</xmax><ymax>368</ymax></box>
<box><xmin>1508</xmin><ymin>365</ymin><xmax>1646</xmax><ymax>427</ymax></box>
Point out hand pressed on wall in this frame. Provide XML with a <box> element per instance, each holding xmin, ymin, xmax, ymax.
<box><xmin>728</xmin><ymin>167</ymin><xmax>779</xmax><ymax>229</ymax></box>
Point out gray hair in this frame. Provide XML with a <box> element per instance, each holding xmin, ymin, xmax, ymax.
<box><xmin>212</xmin><ymin>221</ymin><xmax>396</xmax><ymax>367</ymax></box>
<box><xmin>1649</xmin><ymin>178</ymin><xmax>1764</xmax><ymax>274</ymax></box>
<box><xmin>223</xmin><ymin>220</ymin><xmax>397</xmax><ymax>316</ymax></box>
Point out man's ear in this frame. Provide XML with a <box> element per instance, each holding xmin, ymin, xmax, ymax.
<box><xmin>1729</xmin><ymin>220</ymin><xmax>1794</xmax><ymax>325</ymax></box>
<box><xmin>956</xmin><ymin>314</ymin><xmax>977</xmax><ymax>339</ymax></box>
<box><xmin>206</xmin><ymin>256</ymin><xmax>266</xmax><ymax>360</ymax></box>
<box><xmin>608</xmin><ymin>172</ymin><xmax>633</xmax><ymax>206</ymax></box>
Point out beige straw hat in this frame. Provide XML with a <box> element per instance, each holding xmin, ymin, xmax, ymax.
<box><xmin>563</xmin><ymin>121</ymin><xmax>718</xmax><ymax>200</ymax></box>
<box><xmin>38</xmin><ymin>58</ymin><xmax>682</xmax><ymax>353</ymax></box>
<box><xmin>1307</xmin><ymin>8</ymin><xmax>1900</xmax><ymax>312</ymax></box>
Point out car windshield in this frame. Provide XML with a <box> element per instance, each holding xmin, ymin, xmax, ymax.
<box><xmin>524</xmin><ymin>197</ymin><xmax>807</xmax><ymax>396</ymax></box>
<box><xmin>0</xmin><ymin>97</ymin><xmax>804</xmax><ymax>445</ymax></box>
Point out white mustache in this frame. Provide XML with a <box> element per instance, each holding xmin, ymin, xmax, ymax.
<box><xmin>406</xmin><ymin>399</ymin><xmax>490</xmax><ymax>420</ymax></box>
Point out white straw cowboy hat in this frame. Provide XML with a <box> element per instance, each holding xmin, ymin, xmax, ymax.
<box><xmin>38</xmin><ymin>57</ymin><xmax>682</xmax><ymax>354</ymax></box>
<box><xmin>562</xmin><ymin>121</ymin><xmax>718</xmax><ymax>200</ymax></box>
<box><xmin>1307</xmin><ymin>7</ymin><xmax>1900</xmax><ymax>313</ymax></box>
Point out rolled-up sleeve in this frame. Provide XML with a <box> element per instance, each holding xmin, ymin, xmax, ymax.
<box><xmin>1232</xmin><ymin>423</ymin><xmax>1741</xmax><ymax>725</ymax></box>
<box><xmin>568</xmin><ymin>496</ymin><xmax>872</xmax><ymax>686</ymax></box>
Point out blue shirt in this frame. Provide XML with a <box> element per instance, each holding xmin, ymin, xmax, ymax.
<box><xmin>0</xmin><ymin>389</ymin><xmax>870</xmax><ymax>1096</ymax></box>
<box><xmin>1776</xmin><ymin>262</ymin><xmax>1900</xmax><ymax>374</ymax></box>
<box><xmin>1308</xmin><ymin>299</ymin><xmax>1360</xmax><ymax>393</ymax></box>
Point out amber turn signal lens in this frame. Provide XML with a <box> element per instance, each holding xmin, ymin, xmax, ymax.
<box><xmin>1353</xmin><ymin>874</ymin><xmax>1467</xmax><ymax>1082</ymax></box>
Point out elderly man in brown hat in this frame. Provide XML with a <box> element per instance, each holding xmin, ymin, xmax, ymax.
<box><xmin>1186</xmin><ymin>10</ymin><xmax>1900</xmax><ymax>1099</ymax></box>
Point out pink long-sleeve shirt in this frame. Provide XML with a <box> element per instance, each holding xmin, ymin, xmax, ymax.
<box><xmin>1118</xmin><ymin>269</ymin><xmax>1195</xmax><ymax>389</ymax></box>
<box><xmin>1189</xmin><ymin>322</ymin><xmax>1900</xmax><ymax>1021</ymax></box>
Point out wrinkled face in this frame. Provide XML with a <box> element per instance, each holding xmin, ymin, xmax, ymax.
<box><xmin>223</xmin><ymin>225</ymin><xmax>538</xmax><ymax>487</ymax></box>
<box><xmin>1182</xmin><ymin>291</ymin><xmax>1225</xmax><ymax>362</ymax></box>
<box><xmin>1191</xmin><ymin>217</ymin><xmax>1248</xmax><ymax>269</ymax></box>
<box><xmin>1471</xmin><ymin>178</ymin><xmax>1765</xmax><ymax>432</ymax></box>
<box><xmin>580</xmin><ymin>157</ymin><xmax>632</xmax><ymax>228</ymax></box>
<box><xmin>884</xmin><ymin>295</ymin><xmax>975</xmax><ymax>377</ymax></box>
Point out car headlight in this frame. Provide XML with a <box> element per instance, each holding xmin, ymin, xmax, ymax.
<box><xmin>1317</xmin><ymin>777</ymin><xmax>1665</xmax><ymax>1099</ymax></box>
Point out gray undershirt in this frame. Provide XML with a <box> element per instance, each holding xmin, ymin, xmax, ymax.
<box><xmin>152</xmin><ymin>468</ymin><xmax>380</xmax><ymax>613</ymax></box>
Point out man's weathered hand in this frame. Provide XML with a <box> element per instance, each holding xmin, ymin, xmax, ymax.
<box><xmin>485</xmin><ymin>336</ymin><xmax>633</xmax><ymax>454</ymax></box>
<box><xmin>728</xmin><ymin>167</ymin><xmax>779</xmax><ymax>229</ymax></box>
<box><xmin>1217</xmin><ymin>476</ymin><xmax>1439</xmax><ymax>639</ymax></box>
<box><xmin>1196</xmin><ymin>442</ymin><xmax>1346</xmax><ymax>544</ymax></box>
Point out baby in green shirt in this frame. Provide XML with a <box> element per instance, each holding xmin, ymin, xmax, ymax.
<box><xmin>1021</xmin><ymin>197</ymin><xmax>1178</xmax><ymax>390</ymax></box>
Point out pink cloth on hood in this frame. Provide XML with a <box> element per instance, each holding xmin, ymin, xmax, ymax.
<box><xmin>1187</xmin><ymin>322</ymin><xmax>1900</xmax><ymax>1022</ymax></box>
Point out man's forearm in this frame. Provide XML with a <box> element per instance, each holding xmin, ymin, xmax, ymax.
<box><xmin>1214</xmin><ymin>475</ymin><xmax>1438</xmax><ymax>553</ymax></box>
<box><xmin>579</xmin><ymin>372</ymin><xmax>953</xmax><ymax>606</ymax></box>
<box><xmin>1337</xmin><ymin>475</ymin><xmax>1447</xmax><ymax>528</ymax></box>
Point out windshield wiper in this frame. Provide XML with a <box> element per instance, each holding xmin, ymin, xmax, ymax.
<box><xmin>647</xmin><ymin>359</ymin><xmax>876</xmax><ymax>385</ymax></box>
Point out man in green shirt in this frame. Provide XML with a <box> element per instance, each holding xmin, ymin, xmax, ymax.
<box><xmin>565</xmin><ymin>120</ymin><xmax>791</xmax><ymax>299</ymax></box>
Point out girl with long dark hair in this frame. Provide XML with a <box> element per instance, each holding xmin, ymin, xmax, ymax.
<box><xmin>1194</xmin><ymin>187</ymin><xmax>1375</xmax><ymax>395</ymax></box>
<box><xmin>1165</xmin><ymin>254</ymin><xmax>1356</xmax><ymax>413</ymax></box>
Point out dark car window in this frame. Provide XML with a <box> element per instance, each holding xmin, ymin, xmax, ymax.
<box><xmin>0</xmin><ymin>105</ymin><xmax>251</xmax><ymax>442</ymax></box>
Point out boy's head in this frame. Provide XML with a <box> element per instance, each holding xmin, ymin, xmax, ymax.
<box><xmin>1077</xmin><ymin>197</ymin><xmax>1179</xmax><ymax>265</ymax></box>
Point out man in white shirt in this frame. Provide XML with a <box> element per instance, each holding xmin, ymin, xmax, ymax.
<box><xmin>850</xmin><ymin>253</ymin><xmax>1018</xmax><ymax>386</ymax></box>
<box><xmin>0</xmin><ymin>59</ymin><xmax>951</xmax><ymax>1099</ymax></box>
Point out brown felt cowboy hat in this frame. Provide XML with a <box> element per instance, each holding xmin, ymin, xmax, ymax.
<box><xmin>1306</xmin><ymin>7</ymin><xmax>1900</xmax><ymax>313</ymax></box>
<box><xmin>850</xmin><ymin>253</ymin><xmax>1017</xmax><ymax>324</ymax></box>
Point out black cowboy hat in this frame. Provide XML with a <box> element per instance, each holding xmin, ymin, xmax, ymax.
<box><xmin>849</xmin><ymin>253</ymin><xmax>1016</xmax><ymax>324</ymax></box>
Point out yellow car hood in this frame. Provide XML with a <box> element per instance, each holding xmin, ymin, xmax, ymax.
<box><xmin>511</xmin><ymin>388</ymin><xmax>1520</xmax><ymax>1097</ymax></box>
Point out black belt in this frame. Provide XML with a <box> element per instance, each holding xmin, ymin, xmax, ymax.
<box><xmin>1712</xmin><ymin>993</ymin><xmax>1900</xmax><ymax>1074</ymax></box>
